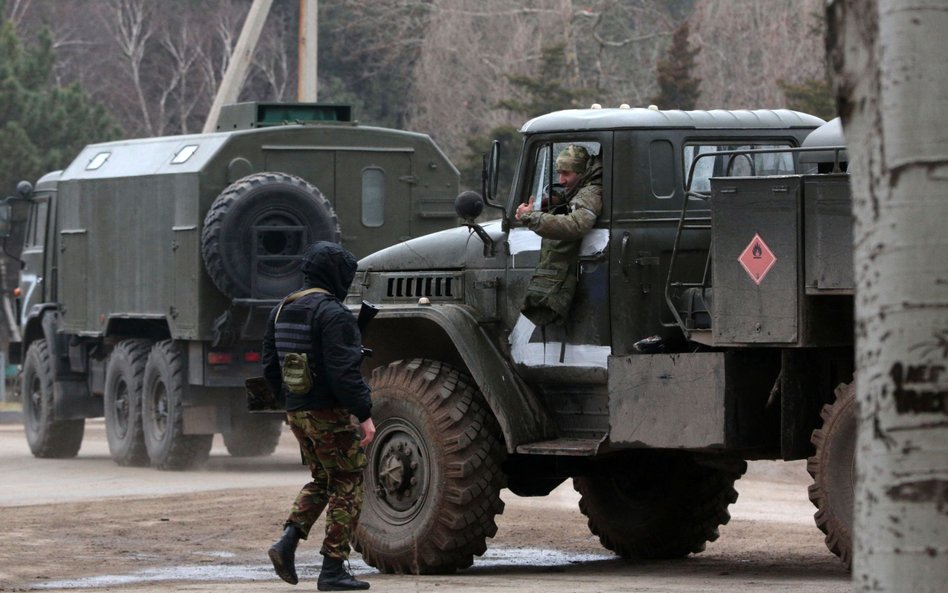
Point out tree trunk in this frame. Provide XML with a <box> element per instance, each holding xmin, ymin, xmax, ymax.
<box><xmin>828</xmin><ymin>0</ymin><xmax>948</xmax><ymax>591</ymax></box>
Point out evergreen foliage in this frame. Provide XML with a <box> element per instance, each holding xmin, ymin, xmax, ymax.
<box><xmin>460</xmin><ymin>125</ymin><xmax>520</xmax><ymax>203</ymax></box>
<box><xmin>0</xmin><ymin>2</ymin><xmax>121</xmax><ymax>195</ymax></box>
<box><xmin>778</xmin><ymin>77</ymin><xmax>836</xmax><ymax>120</ymax></box>
<box><xmin>497</xmin><ymin>45</ymin><xmax>591</xmax><ymax>116</ymax></box>
<box><xmin>461</xmin><ymin>44</ymin><xmax>590</xmax><ymax>196</ymax></box>
<box><xmin>650</xmin><ymin>21</ymin><xmax>700</xmax><ymax>109</ymax></box>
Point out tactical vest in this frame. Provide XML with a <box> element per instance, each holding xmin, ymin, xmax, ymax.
<box><xmin>273</xmin><ymin>288</ymin><xmax>328</xmax><ymax>394</ymax></box>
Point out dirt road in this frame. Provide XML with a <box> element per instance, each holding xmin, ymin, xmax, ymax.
<box><xmin>0</xmin><ymin>418</ymin><xmax>853</xmax><ymax>592</ymax></box>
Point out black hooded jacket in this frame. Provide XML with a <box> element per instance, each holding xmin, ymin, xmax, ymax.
<box><xmin>261</xmin><ymin>242</ymin><xmax>372</xmax><ymax>421</ymax></box>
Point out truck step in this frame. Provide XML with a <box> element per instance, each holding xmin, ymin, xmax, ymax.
<box><xmin>515</xmin><ymin>437</ymin><xmax>604</xmax><ymax>456</ymax></box>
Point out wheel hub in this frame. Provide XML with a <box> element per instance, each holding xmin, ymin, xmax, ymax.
<box><xmin>28</xmin><ymin>379</ymin><xmax>42</xmax><ymax>423</ymax></box>
<box><xmin>371</xmin><ymin>424</ymin><xmax>428</xmax><ymax>519</ymax></box>
<box><xmin>379</xmin><ymin>439</ymin><xmax>419</xmax><ymax>498</ymax></box>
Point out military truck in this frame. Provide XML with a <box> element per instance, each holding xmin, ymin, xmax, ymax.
<box><xmin>5</xmin><ymin>102</ymin><xmax>459</xmax><ymax>470</ymax></box>
<box><xmin>346</xmin><ymin>108</ymin><xmax>857</xmax><ymax>573</ymax></box>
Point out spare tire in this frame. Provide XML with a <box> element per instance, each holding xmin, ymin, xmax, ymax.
<box><xmin>201</xmin><ymin>172</ymin><xmax>340</xmax><ymax>299</ymax></box>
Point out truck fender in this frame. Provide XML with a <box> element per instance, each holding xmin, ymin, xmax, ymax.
<box><xmin>363</xmin><ymin>304</ymin><xmax>557</xmax><ymax>452</ymax></box>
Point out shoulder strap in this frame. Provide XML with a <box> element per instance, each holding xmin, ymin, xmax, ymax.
<box><xmin>275</xmin><ymin>287</ymin><xmax>329</xmax><ymax>323</ymax></box>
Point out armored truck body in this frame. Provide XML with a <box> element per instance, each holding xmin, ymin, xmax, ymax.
<box><xmin>348</xmin><ymin>108</ymin><xmax>856</xmax><ymax>573</ymax></box>
<box><xmin>12</xmin><ymin>102</ymin><xmax>458</xmax><ymax>469</ymax></box>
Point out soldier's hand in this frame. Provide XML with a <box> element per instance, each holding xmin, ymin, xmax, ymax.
<box><xmin>360</xmin><ymin>417</ymin><xmax>376</xmax><ymax>447</ymax></box>
<box><xmin>515</xmin><ymin>196</ymin><xmax>535</xmax><ymax>220</ymax></box>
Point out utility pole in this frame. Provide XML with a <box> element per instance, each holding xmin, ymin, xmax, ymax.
<box><xmin>202</xmin><ymin>0</ymin><xmax>274</xmax><ymax>133</ymax></box>
<box><xmin>298</xmin><ymin>0</ymin><xmax>318</xmax><ymax>101</ymax></box>
<box><xmin>828</xmin><ymin>0</ymin><xmax>948</xmax><ymax>591</ymax></box>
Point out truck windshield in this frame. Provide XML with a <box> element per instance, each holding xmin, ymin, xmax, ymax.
<box><xmin>684</xmin><ymin>143</ymin><xmax>793</xmax><ymax>193</ymax></box>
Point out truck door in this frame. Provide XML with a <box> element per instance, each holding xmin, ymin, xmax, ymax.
<box><xmin>18</xmin><ymin>194</ymin><xmax>51</xmax><ymax>326</ymax></box>
<box><xmin>507</xmin><ymin>135</ymin><xmax>612</xmax><ymax>372</ymax></box>
<box><xmin>609</xmin><ymin>132</ymin><xmax>685</xmax><ymax>355</ymax></box>
<box><xmin>333</xmin><ymin>149</ymin><xmax>413</xmax><ymax>259</ymax></box>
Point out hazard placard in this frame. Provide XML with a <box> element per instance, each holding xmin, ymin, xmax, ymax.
<box><xmin>738</xmin><ymin>233</ymin><xmax>777</xmax><ymax>285</ymax></box>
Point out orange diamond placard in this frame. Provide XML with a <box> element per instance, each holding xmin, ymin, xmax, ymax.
<box><xmin>738</xmin><ymin>233</ymin><xmax>777</xmax><ymax>285</ymax></box>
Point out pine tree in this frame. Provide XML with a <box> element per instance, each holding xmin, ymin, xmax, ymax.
<box><xmin>461</xmin><ymin>44</ymin><xmax>591</xmax><ymax>198</ymax></box>
<box><xmin>497</xmin><ymin>44</ymin><xmax>591</xmax><ymax>117</ymax></box>
<box><xmin>0</xmin><ymin>3</ymin><xmax>121</xmax><ymax>196</ymax></box>
<box><xmin>778</xmin><ymin>77</ymin><xmax>836</xmax><ymax>120</ymax></box>
<box><xmin>650</xmin><ymin>21</ymin><xmax>701</xmax><ymax>110</ymax></box>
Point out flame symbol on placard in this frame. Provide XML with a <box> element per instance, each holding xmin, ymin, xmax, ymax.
<box><xmin>752</xmin><ymin>241</ymin><xmax>762</xmax><ymax>258</ymax></box>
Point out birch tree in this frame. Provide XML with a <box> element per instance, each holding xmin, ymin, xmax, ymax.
<box><xmin>827</xmin><ymin>0</ymin><xmax>948</xmax><ymax>590</ymax></box>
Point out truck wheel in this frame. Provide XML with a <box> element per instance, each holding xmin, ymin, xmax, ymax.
<box><xmin>141</xmin><ymin>340</ymin><xmax>213</xmax><ymax>470</ymax></box>
<box><xmin>574</xmin><ymin>453</ymin><xmax>746</xmax><ymax>559</ymax></box>
<box><xmin>354</xmin><ymin>359</ymin><xmax>506</xmax><ymax>574</ymax></box>
<box><xmin>201</xmin><ymin>172</ymin><xmax>340</xmax><ymax>299</ymax></box>
<box><xmin>222</xmin><ymin>411</ymin><xmax>283</xmax><ymax>457</ymax></box>
<box><xmin>104</xmin><ymin>339</ymin><xmax>152</xmax><ymax>466</ymax></box>
<box><xmin>21</xmin><ymin>339</ymin><xmax>84</xmax><ymax>458</ymax></box>
<box><xmin>807</xmin><ymin>382</ymin><xmax>855</xmax><ymax>568</ymax></box>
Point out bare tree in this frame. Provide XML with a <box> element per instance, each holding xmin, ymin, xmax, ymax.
<box><xmin>248</xmin><ymin>5</ymin><xmax>292</xmax><ymax>102</ymax></box>
<box><xmin>691</xmin><ymin>0</ymin><xmax>826</xmax><ymax>109</ymax></box>
<box><xmin>828</xmin><ymin>0</ymin><xmax>948</xmax><ymax>590</ymax></box>
<box><xmin>159</xmin><ymin>17</ymin><xmax>208</xmax><ymax>134</ymax></box>
<box><xmin>5</xmin><ymin>0</ymin><xmax>33</xmax><ymax>31</ymax></box>
<box><xmin>105</xmin><ymin>0</ymin><xmax>157</xmax><ymax>135</ymax></box>
<box><xmin>404</xmin><ymin>0</ymin><xmax>678</xmax><ymax>160</ymax></box>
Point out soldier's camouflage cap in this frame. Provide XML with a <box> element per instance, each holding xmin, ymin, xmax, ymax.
<box><xmin>556</xmin><ymin>144</ymin><xmax>590</xmax><ymax>174</ymax></box>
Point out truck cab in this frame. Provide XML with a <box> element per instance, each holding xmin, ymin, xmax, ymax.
<box><xmin>349</xmin><ymin>108</ymin><xmax>856</xmax><ymax>574</ymax></box>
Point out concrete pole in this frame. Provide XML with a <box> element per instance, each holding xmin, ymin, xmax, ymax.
<box><xmin>298</xmin><ymin>0</ymin><xmax>318</xmax><ymax>101</ymax></box>
<box><xmin>202</xmin><ymin>0</ymin><xmax>274</xmax><ymax>133</ymax></box>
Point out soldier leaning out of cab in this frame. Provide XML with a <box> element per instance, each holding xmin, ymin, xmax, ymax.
<box><xmin>515</xmin><ymin>144</ymin><xmax>603</xmax><ymax>327</ymax></box>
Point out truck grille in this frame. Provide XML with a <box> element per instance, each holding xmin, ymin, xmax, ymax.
<box><xmin>384</xmin><ymin>273</ymin><xmax>462</xmax><ymax>301</ymax></box>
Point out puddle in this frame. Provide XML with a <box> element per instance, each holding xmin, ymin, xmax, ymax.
<box><xmin>32</xmin><ymin>548</ymin><xmax>613</xmax><ymax>589</ymax></box>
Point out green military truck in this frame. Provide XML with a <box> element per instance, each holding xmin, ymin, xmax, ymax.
<box><xmin>5</xmin><ymin>102</ymin><xmax>459</xmax><ymax>470</ymax></box>
<box><xmin>347</xmin><ymin>108</ymin><xmax>857</xmax><ymax>573</ymax></box>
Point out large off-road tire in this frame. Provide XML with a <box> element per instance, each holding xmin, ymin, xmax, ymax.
<box><xmin>354</xmin><ymin>359</ymin><xmax>507</xmax><ymax>574</ymax></box>
<box><xmin>103</xmin><ymin>339</ymin><xmax>152</xmax><ymax>466</ymax></box>
<box><xmin>21</xmin><ymin>339</ymin><xmax>84</xmax><ymax>458</ymax></box>
<box><xmin>807</xmin><ymin>382</ymin><xmax>856</xmax><ymax>568</ymax></box>
<box><xmin>222</xmin><ymin>411</ymin><xmax>283</xmax><ymax>457</ymax></box>
<box><xmin>574</xmin><ymin>453</ymin><xmax>746</xmax><ymax>559</ymax></box>
<box><xmin>201</xmin><ymin>172</ymin><xmax>340</xmax><ymax>299</ymax></box>
<box><xmin>141</xmin><ymin>340</ymin><xmax>213</xmax><ymax>470</ymax></box>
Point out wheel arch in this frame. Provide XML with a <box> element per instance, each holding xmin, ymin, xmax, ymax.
<box><xmin>362</xmin><ymin>304</ymin><xmax>556</xmax><ymax>452</ymax></box>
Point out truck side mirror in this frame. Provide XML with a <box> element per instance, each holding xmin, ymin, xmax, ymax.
<box><xmin>485</xmin><ymin>140</ymin><xmax>500</xmax><ymax>204</ymax></box>
<box><xmin>0</xmin><ymin>181</ymin><xmax>34</xmax><ymax>238</ymax></box>
<box><xmin>454</xmin><ymin>190</ymin><xmax>484</xmax><ymax>222</ymax></box>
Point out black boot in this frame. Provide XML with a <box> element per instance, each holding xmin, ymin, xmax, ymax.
<box><xmin>269</xmin><ymin>524</ymin><xmax>303</xmax><ymax>585</ymax></box>
<box><xmin>317</xmin><ymin>555</ymin><xmax>370</xmax><ymax>591</ymax></box>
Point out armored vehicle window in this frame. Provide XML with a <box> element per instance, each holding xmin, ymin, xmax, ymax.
<box><xmin>25</xmin><ymin>199</ymin><xmax>49</xmax><ymax>248</ymax></box>
<box><xmin>524</xmin><ymin>141</ymin><xmax>601</xmax><ymax>209</ymax></box>
<box><xmin>684</xmin><ymin>143</ymin><xmax>793</xmax><ymax>193</ymax></box>
<box><xmin>171</xmin><ymin>145</ymin><xmax>198</xmax><ymax>164</ymax></box>
<box><xmin>362</xmin><ymin>167</ymin><xmax>385</xmax><ymax>227</ymax></box>
<box><xmin>86</xmin><ymin>152</ymin><xmax>110</xmax><ymax>171</ymax></box>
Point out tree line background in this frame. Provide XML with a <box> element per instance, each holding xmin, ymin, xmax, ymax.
<box><xmin>1</xmin><ymin>0</ymin><xmax>833</xmax><ymax>198</ymax></box>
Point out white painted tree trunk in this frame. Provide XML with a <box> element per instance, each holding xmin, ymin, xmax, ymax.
<box><xmin>829</xmin><ymin>0</ymin><xmax>948</xmax><ymax>590</ymax></box>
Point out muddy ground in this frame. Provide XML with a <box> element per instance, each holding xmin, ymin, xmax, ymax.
<box><xmin>0</xmin><ymin>418</ymin><xmax>853</xmax><ymax>592</ymax></box>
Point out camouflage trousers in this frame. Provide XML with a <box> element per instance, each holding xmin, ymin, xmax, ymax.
<box><xmin>285</xmin><ymin>409</ymin><xmax>367</xmax><ymax>560</ymax></box>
